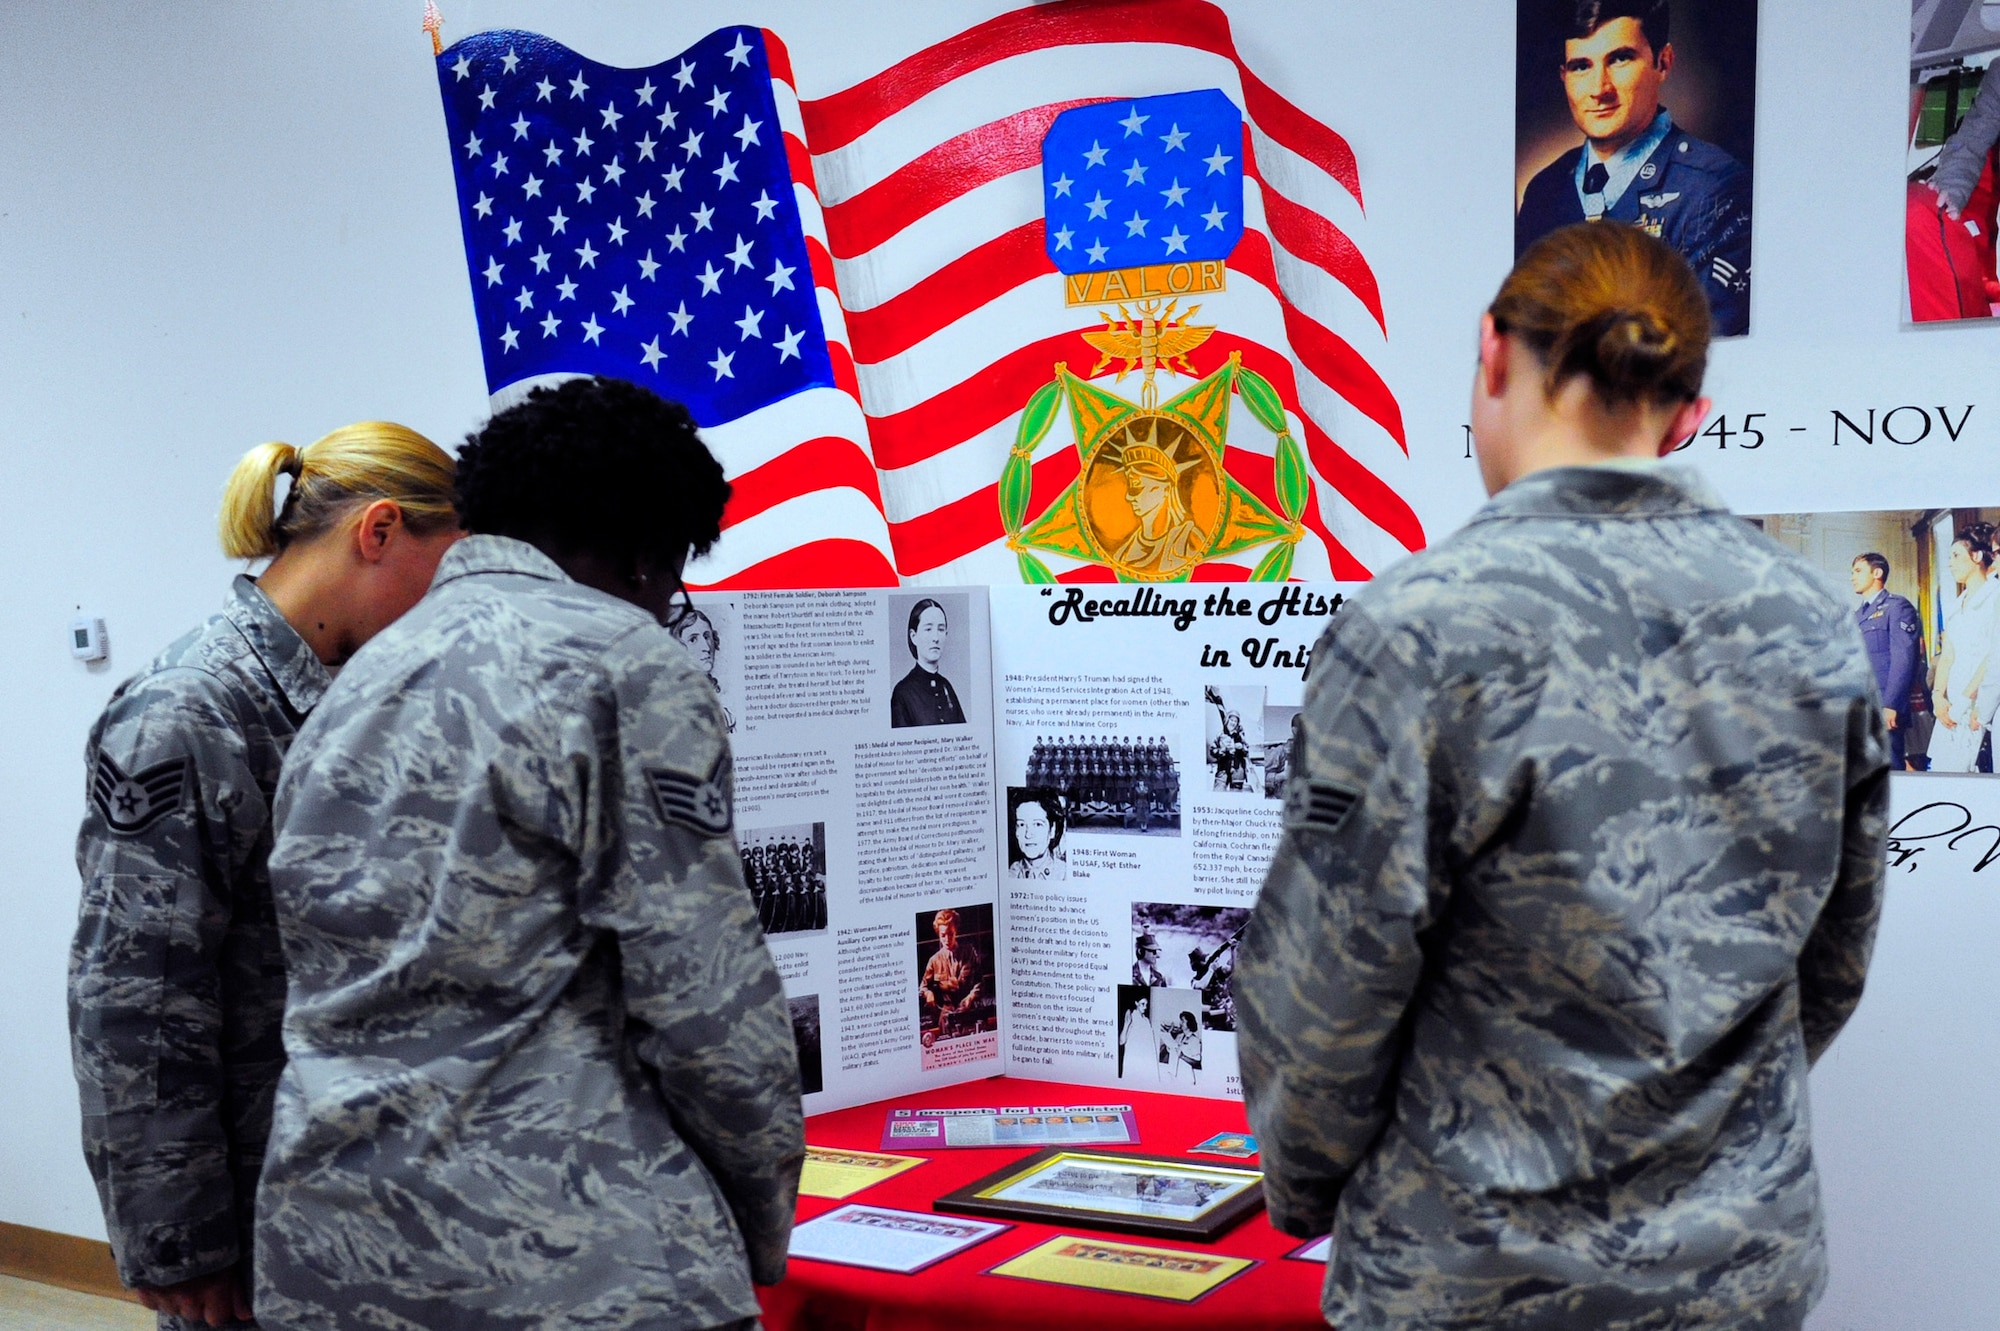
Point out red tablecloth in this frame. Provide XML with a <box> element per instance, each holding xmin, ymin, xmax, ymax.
<box><xmin>757</xmin><ymin>1076</ymin><xmax>1328</xmax><ymax>1331</ymax></box>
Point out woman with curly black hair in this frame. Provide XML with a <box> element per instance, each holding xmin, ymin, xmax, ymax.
<box><xmin>257</xmin><ymin>377</ymin><xmax>801</xmax><ymax>1331</ymax></box>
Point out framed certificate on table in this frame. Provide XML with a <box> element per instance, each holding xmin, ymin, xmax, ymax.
<box><xmin>934</xmin><ymin>1147</ymin><xmax>1264</xmax><ymax>1242</ymax></box>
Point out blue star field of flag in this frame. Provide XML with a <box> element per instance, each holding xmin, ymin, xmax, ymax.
<box><xmin>1041</xmin><ymin>88</ymin><xmax>1246</xmax><ymax>275</ymax></box>
<box><xmin>435</xmin><ymin>27</ymin><xmax>832</xmax><ymax>426</ymax></box>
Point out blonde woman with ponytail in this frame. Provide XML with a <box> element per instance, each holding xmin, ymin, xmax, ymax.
<box><xmin>70</xmin><ymin>422</ymin><xmax>458</xmax><ymax>1328</ymax></box>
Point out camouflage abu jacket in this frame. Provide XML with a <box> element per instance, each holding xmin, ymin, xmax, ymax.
<box><xmin>71</xmin><ymin>576</ymin><xmax>327</xmax><ymax>1323</ymax></box>
<box><xmin>1236</xmin><ymin>465</ymin><xmax>1888</xmax><ymax>1331</ymax></box>
<box><xmin>255</xmin><ymin>535</ymin><xmax>803</xmax><ymax>1331</ymax></box>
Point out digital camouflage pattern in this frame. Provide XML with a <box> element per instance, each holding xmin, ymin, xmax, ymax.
<box><xmin>71</xmin><ymin>576</ymin><xmax>328</xmax><ymax>1330</ymax></box>
<box><xmin>256</xmin><ymin>535</ymin><xmax>803</xmax><ymax>1331</ymax></box>
<box><xmin>1237</xmin><ymin>466</ymin><xmax>1889</xmax><ymax>1331</ymax></box>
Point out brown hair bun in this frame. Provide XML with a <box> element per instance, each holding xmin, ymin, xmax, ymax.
<box><xmin>1490</xmin><ymin>222</ymin><xmax>1710</xmax><ymax>406</ymax></box>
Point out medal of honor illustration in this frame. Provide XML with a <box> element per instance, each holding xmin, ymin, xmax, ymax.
<box><xmin>1000</xmin><ymin>90</ymin><xmax>1311</xmax><ymax>584</ymax></box>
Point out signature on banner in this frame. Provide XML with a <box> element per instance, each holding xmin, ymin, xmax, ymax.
<box><xmin>1885</xmin><ymin>801</ymin><xmax>2000</xmax><ymax>874</ymax></box>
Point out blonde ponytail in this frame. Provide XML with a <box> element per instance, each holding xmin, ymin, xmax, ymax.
<box><xmin>219</xmin><ymin>441</ymin><xmax>306</xmax><ymax>559</ymax></box>
<box><xmin>216</xmin><ymin>422</ymin><xmax>457</xmax><ymax>560</ymax></box>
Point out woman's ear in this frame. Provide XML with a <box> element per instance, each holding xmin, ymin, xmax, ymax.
<box><xmin>1476</xmin><ymin>313</ymin><xmax>1509</xmax><ymax>402</ymax></box>
<box><xmin>1659</xmin><ymin>396</ymin><xmax>1714</xmax><ymax>456</ymax></box>
<box><xmin>353</xmin><ymin>499</ymin><xmax>406</xmax><ymax>564</ymax></box>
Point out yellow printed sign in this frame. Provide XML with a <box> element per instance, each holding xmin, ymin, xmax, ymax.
<box><xmin>799</xmin><ymin>1146</ymin><xmax>925</xmax><ymax>1200</ymax></box>
<box><xmin>990</xmin><ymin>1234</ymin><xmax>1253</xmax><ymax>1302</ymax></box>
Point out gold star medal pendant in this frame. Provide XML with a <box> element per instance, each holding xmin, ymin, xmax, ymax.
<box><xmin>1000</xmin><ymin>89</ymin><xmax>1308</xmax><ymax>584</ymax></box>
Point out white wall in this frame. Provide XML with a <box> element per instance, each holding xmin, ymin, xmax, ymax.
<box><xmin>2</xmin><ymin>1</ymin><xmax>1995</xmax><ymax>1325</ymax></box>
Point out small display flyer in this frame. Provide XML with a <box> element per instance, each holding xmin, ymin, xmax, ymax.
<box><xmin>788</xmin><ymin>1204</ymin><xmax>1011</xmax><ymax>1275</ymax></box>
<box><xmin>1288</xmin><ymin>1235</ymin><xmax>1333</xmax><ymax>1263</ymax></box>
<box><xmin>881</xmin><ymin>1104</ymin><xmax>1139</xmax><ymax>1150</ymax></box>
<box><xmin>1188</xmin><ymin>1131</ymin><xmax>1258</xmax><ymax>1159</ymax></box>
<box><xmin>988</xmin><ymin>1235</ymin><xmax>1256</xmax><ymax>1303</ymax></box>
<box><xmin>797</xmin><ymin>1145</ymin><xmax>926</xmax><ymax>1200</ymax></box>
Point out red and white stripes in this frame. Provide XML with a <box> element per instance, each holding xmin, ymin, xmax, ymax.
<box><xmin>695</xmin><ymin>1</ymin><xmax>1425</xmax><ymax>587</ymax></box>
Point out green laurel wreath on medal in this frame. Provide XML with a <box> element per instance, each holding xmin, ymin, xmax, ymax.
<box><xmin>1000</xmin><ymin>301</ymin><xmax>1307</xmax><ymax>584</ymax></box>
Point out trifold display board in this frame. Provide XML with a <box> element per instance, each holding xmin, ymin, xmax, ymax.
<box><xmin>689</xmin><ymin>583</ymin><xmax>1348</xmax><ymax>1113</ymax></box>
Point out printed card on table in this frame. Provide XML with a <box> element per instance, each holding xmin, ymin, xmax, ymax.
<box><xmin>1188</xmin><ymin>1131</ymin><xmax>1258</xmax><ymax>1158</ymax></box>
<box><xmin>882</xmin><ymin>1104</ymin><xmax>1138</xmax><ymax>1149</ymax></box>
<box><xmin>788</xmin><ymin>1204</ymin><xmax>1010</xmax><ymax>1274</ymax></box>
<box><xmin>988</xmin><ymin>1234</ymin><xmax>1255</xmax><ymax>1303</ymax></box>
<box><xmin>1288</xmin><ymin>1235</ymin><xmax>1333</xmax><ymax>1263</ymax></box>
<box><xmin>798</xmin><ymin>1145</ymin><xmax>925</xmax><ymax>1199</ymax></box>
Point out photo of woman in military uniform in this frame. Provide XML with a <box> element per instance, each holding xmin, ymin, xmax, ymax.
<box><xmin>1005</xmin><ymin>787</ymin><xmax>1070</xmax><ymax>879</ymax></box>
<box><xmin>1203</xmin><ymin>685</ymin><xmax>1264</xmax><ymax>793</ymax></box>
<box><xmin>887</xmin><ymin>593</ymin><xmax>969</xmax><ymax>729</ymax></box>
<box><xmin>916</xmin><ymin>905</ymin><xmax>998</xmax><ymax>1068</ymax></box>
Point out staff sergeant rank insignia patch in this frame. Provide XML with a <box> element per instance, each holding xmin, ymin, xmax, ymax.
<box><xmin>1284</xmin><ymin>776</ymin><xmax>1360</xmax><ymax>835</ymax></box>
<box><xmin>91</xmin><ymin>753</ymin><xmax>190</xmax><ymax>836</ymax></box>
<box><xmin>647</xmin><ymin>754</ymin><xmax>733</xmax><ymax>837</ymax></box>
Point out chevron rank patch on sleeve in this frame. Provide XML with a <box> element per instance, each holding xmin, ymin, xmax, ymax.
<box><xmin>1284</xmin><ymin>776</ymin><xmax>1359</xmax><ymax>835</ymax></box>
<box><xmin>90</xmin><ymin>753</ymin><xmax>189</xmax><ymax>836</ymax></box>
<box><xmin>648</xmin><ymin>757</ymin><xmax>733</xmax><ymax>837</ymax></box>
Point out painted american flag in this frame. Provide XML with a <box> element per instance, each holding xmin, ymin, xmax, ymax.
<box><xmin>436</xmin><ymin>1</ymin><xmax>1423</xmax><ymax>588</ymax></box>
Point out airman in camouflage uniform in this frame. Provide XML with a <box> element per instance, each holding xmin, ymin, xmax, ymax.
<box><xmin>1237</xmin><ymin>465</ymin><xmax>1888</xmax><ymax>1331</ymax></box>
<box><xmin>71</xmin><ymin>576</ymin><xmax>328</xmax><ymax>1329</ymax></box>
<box><xmin>255</xmin><ymin>533</ymin><xmax>802</xmax><ymax>1331</ymax></box>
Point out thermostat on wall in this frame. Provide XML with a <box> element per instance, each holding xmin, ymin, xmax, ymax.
<box><xmin>70</xmin><ymin>614</ymin><xmax>107</xmax><ymax>662</ymax></box>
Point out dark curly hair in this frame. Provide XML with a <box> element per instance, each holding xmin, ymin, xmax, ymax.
<box><xmin>1956</xmin><ymin>522</ymin><xmax>1997</xmax><ymax>572</ymax></box>
<box><xmin>453</xmin><ymin>377</ymin><xmax>730</xmax><ymax>569</ymax></box>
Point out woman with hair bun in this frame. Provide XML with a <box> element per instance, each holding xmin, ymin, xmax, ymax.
<box><xmin>70</xmin><ymin>422</ymin><xmax>458</xmax><ymax>1328</ymax></box>
<box><xmin>1931</xmin><ymin>521</ymin><xmax>2000</xmax><ymax>771</ymax></box>
<box><xmin>889</xmin><ymin>596</ymin><xmax>966</xmax><ymax>728</ymax></box>
<box><xmin>1238</xmin><ymin>223</ymin><xmax>1888</xmax><ymax>1331</ymax></box>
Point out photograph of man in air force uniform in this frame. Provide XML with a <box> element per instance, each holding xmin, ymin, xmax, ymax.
<box><xmin>1516</xmin><ymin>0</ymin><xmax>1753</xmax><ymax>335</ymax></box>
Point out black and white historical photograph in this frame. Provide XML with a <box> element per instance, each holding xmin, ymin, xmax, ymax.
<box><xmin>886</xmin><ymin>591</ymin><xmax>971</xmax><ymax>728</ymax></box>
<box><xmin>675</xmin><ymin>597</ymin><xmax>736</xmax><ymax>731</ymax></box>
<box><xmin>1262</xmin><ymin>703</ymin><xmax>1300</xmax><ymax>800</ymax></box>
<box><xmin>916</xmin><ymin>903</ymin><xmax>998</xmax><ymax>1067</ymax></box>
<box><xmin>1020</xmin><ymin>734</ymin><xmax>1181</xmax><ymax>836</ymax></box>
<box><xmin>743</xmin><ymin>822</ymin><xmax>827</xmax><ymax>935</ymax></box>
<box><xmin>1114</xmin><ymin>984</ymin><xmax>1205</xmax><ymax>1086</ymax></box>
<box><xmin>1005</xmin><ymin>786</ymin><xmax>1069</xmax><ymax>879</ymax></box>
<box><xmin>789</xmin><ymin>993</ymin><xmax>824</xmax><ymax>1097</ymax></box>
<box><xmin>1202</xmin><ymin>685</ymin><xmax>1264</xmax><ymax>793</ymax></box>
<box><xmin>1132</xmin><ymin>902</ymin><xmax>1248</xmax><ymax>1033</ymax></box>
<box><xmin>1114</xmin><ymin>985</ymin><xmax>1151</xmax><ymax>1081</ymax></box>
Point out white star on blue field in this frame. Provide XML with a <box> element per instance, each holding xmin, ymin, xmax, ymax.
<box><xmin>1041</xmin><ymin>88</ymin><xmax>1245</xmax><ymax>274</ymax></box>
<box><xmin>437</xmin><ymin>26</ymin><xmax>832</xmax><ymax>425</ymax></box>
